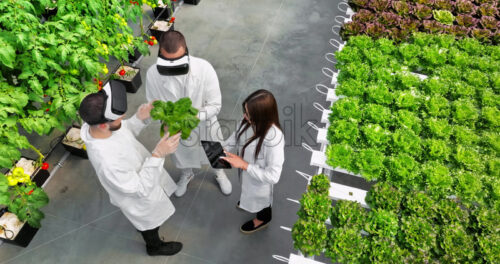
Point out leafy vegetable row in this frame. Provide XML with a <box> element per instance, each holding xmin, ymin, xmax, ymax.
<box><xmin>342</xmin><ymin>0</ymin><xmax>500</xmax><ymax>43</ymax></box>
<box><xmin>327</xmin><ymin>34</ymin><xmax>499</xmax><ymax>207</ymax></box>
<box><xmin>322</xmin><ymin>34</ymin><xmax>498</xmax><ymax>263</ymax></box>
<box><xmin>327</xmin><ymin>182</ymin><xmax>498</xmax><ymax>263</ymax></box>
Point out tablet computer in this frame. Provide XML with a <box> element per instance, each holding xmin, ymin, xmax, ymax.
<box><xmin>201</xmin><ymin>141</ymin><xmax>232</xmax><ymax>169</ymax></box>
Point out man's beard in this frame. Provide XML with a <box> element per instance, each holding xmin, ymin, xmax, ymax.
<box><xmin>109</xmin><ymin>123</ymin><xmax>122</xmax><ymax>131</ymax></box>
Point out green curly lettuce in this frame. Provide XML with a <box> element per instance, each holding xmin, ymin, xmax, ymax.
<box><xmin>151</xmin><ymin>98</ymin><xmax>200</xmax><ymax>140</ymax></box>
<box><xmin>432</xmin><ymin>10</ymin><xmax>455</xmax><ymax>25</ymax></box>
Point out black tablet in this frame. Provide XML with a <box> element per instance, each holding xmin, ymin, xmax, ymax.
<box><xmin>201</xmin><ymin>141</ymin><xmax>232</xmax><ymax>169</ymax></box>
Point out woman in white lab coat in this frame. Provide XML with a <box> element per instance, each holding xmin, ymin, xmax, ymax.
<box><xmin>222</xmin><ymin>90</ymin><xmax>285</xmax><ymax>234</ymax></box>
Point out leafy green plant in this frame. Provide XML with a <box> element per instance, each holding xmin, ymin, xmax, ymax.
<box><xmin>368</xmin><ymin>236</ymin><xmax>407</xmax><ymax>263</ymax></box>
<box><xmin>326</xmin><ymin>143</ymin><xmax>359</xmax><ymax>174</ymax></box>
<box><xmin>291</xmin><ymin>218</ymin><xmax>327</xmax><ymax>257</ymax></box>
<box><xmin>297</xmin><ymin>191</ymin><xmax>331</xmax><ymax>222</ymax></box>
<box><xmin>436</xmin><ymin>199</ymin><xmax>470</xmax><ymax>225</ymax></box>
<box><xmin>356</xmin><ymin>148</ymin><xmax>386</xmax><ymax>181</ymax></box>
<box><xmin>365</xmin><ymin>209</ymin><xmax>399</xmax><ymax>238</ymax></box>
<box><xmin>437</xmin><ymin>224</ymin><xmax>475</xmax><ymax>263</ymax></box>
<box><xmin>361</xmin><ymin>124</ymin><xmax>391</xmax><ymax>149</ymax></box>
<box><xmin>0</xmin><ymin>168</ymin><xmax>49</xmax><ymax>228</ymax></box>
<box><xmin>327</xmin><ymin>120</ymin><xmax>359</xmax><ymax>145</ymax></box>
<box><xmin>432</xmin><ymin>10</ymin><xmax>455</xmax><ymax>25</ymax></box>
<box><xmin>307</xmin><ymin>174</ymin><xmax>330</xmax><ymax>194</ymax></box>
<box><xmin>403</xmin><ymin>191</ymin><xmax>437</xmax><ymax>219</ymax></box>
<box><xmin>387</xmin><ymin>153</ymin><xmax>421</xmax><ymax>189</ymax></box>
<box><xmin>0</xmin><ymin>0</ymin><xmax>163</xmax><ymax>225</ymax></box>
<box><xmin>325</xmin><ymin>227</ymin><xmax>369</xmax><ymax>264</ymax></box>
<box><xmin>330</xmin><ymin>200</ymin><xmax>368</xmax><ymax>230</ymax></box>
<box><xmin>150</xmin><ymin>98</ymin><xmax>200</xmax><ymax>140</ymax></box>
<box><xmin>366</xmin><ymin>182</ymin><xmax>403</xmax><ymax>212</ymax></box>
<box><xmin>398</xmin><ymin>215</ymin><xmax>437</xmax><ymax>262</ymax></box>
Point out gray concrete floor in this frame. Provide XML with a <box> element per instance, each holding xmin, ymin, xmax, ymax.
<box><xmin>0</xmin><ymin>0</ymin><xmax>347</xmax><ymax>263</ymax></box>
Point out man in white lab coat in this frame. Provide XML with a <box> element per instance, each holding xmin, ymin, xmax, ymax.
<box><xmin>79</xmin><ymin>88</ymin><xmax>182</xmax><ymax>256</ymax></box>
<box><xmin>146</xmin><ymin>30</ymin><xmax>231</xmax><ymax>197</ymax></box>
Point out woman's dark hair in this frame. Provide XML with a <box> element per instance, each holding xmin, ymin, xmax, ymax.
<box><xmin>237</xmin><ymin>89</ymin><xmax>282</xmax><ymax>160</ymax></box>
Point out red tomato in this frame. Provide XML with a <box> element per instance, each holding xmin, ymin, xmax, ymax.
<box><xmin>98</xmin><ymin>81</ymin><xmax>103</xmax><ymax>86</ymax></box>
<box><xmin>119</xmin><ymin>69</ymin><xmax>126</xmax><ymax>76</ymax></box>
<box><xmin>148</xmin><ymin>40</ymin><xmax>154</xmax><ymax>46</ymax></box>
<box><xmin>41</xmin><ymin>162</ymin><xmax>49</xmax><ymax>170</ymax></box>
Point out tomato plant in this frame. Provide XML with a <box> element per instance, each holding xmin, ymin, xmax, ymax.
<box><xmin>0</xmin><ymin>0</ymin><xmax>163</xmax><ymax>228</ymax></box>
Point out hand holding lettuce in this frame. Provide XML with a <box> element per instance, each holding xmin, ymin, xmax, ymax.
<box><xmin>150</xmin><ymin>98</ymin><xmax>200</xmax><ymax>140</ymax></box>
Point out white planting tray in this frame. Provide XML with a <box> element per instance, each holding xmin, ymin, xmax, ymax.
<box><xmin>289</xmin><ymin>254</ymin><xmax>325</xmax><ymax>264</ymax></box>
<box><xmin>329</xmin><ymin>182</ymin><xmax>368</xmax><ymax>208</ymax></box>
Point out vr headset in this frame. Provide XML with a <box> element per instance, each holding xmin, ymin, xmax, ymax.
<box><xmin>157</xmin><ymin>48</ymin><xmax>190</xmax><ymax>76</ymax></box>
<box><xmin>91</xmin><ymin>80</ymin><xmax>127</xmax><ymax>125</ymax></box>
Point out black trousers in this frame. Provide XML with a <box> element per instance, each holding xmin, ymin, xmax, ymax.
<box><xmin>139</xmin><ymin>226</ymin><xmax>162</xmax><ymax>248</ymax></box>
<box><xmin>256</xmin><ymin>206</ymin><xmax>272</xmax><ymax>222</ymax></box>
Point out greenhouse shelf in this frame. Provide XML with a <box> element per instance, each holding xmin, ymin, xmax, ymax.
<box><xmin>329</xmin><ymin>182</ymin><xmax>369</xmax><ymax>208</ymax></box>
<box><xmin>288</xmin><ymin>254</ymin><xmax>325</xmax><ymax>264</ymax></box>
<box><xmin>304</xmin><ymin>143</ymin><xmax>362</xmax><ymax>178</ymax></box>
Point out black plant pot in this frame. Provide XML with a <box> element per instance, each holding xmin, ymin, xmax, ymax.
<box><xmin>184</xmin><ymin>0</ymin><xmax>201</xmax><ymax>5</ymax></box>
<box><xmin>153</xmin><ymin>3</ymin><xmax>174</xmax><ymax>20</ymax></box>
<box><xmin>62</xmin><ymin>126</ymin><xmax>88</xmax><ymax>159</ymax></box>
<box><xmin>150</xmin><ymin>23</ymin><xmax>175</xmax><ymax>41</ymax></box>
<box><xmin>0</xmin><ymin>219</ymin><xmax>39</xmax><ymax>248</ymax></box>
<box><xmin>115</xmin><ymin>68</ymin><xmax>143</xmax><ymax>93</ymax></box>
<box><xmin>32</xmin><ymin>169</ymin><xmax>50</xmax><ymax>187</ymax></box>
<box><xmin>42</xmin><ymin>7</ymin><xmax>57</xmax><ymax>20</ymax></box>
<box><xmin>128</xmin><ymin>48</ymin><xmax>142</xmax><ymax>63</ymax></box>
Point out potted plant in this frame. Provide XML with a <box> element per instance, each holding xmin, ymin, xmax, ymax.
<box><xmin>112</xmin><ymin>65</ymin><xmax>142</xmax><ymax>93</ymax></box>
<box><xmin>150</xmin><ymin>16</ymin><xmax>175</xmax><ymax>40</ymax></box>
<box><xmin>153</xmin><ymin>0</ymin><xmax>175</xmax><ymax>20</ymax></box>
<box><xmin>42</xmin><ymin>0</ymin><xmax>57</xmax><ymax>20</ymax></box>
<box><xmin>62</xmin><ymin>126</ymin><xmax>88</xmax><ymax>159</ymax></box>
<box><xmin>0</xmin><ymin>157</ymin><xmax>50</xmax><ymax>247</ymax></box>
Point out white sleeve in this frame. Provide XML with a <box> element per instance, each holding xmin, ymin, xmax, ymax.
<box><xmin>197</xmin><ymin>64</ymin><xmax>221</xmax><ymax>122</ymax></box>
<box><xmin>123</xmin><ymin>115</ymin><xmax>146</xmax><ymax>137</ymax></box>
<box><xmin>101</xmin><ymin>157</ymin><xmax>165</xmax><ymax>198</ymax></box>
<box><xmin>246</xmin><ymin>135</ymin><xmax>285</xmax><ymax>185</ymax></box>
<box><xmin>222</xmin><ymin>131</ymin><xmax>238</xmax><ymax>154</ymax></box>
<box><xmin>145</xmin><ymin>68</ymin><xmax>155</xmax><ymax>103</ymax></box>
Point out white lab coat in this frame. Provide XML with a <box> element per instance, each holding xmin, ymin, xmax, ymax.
<box><xmin>223</xmin><ymin>124</ymin><xmax>285</xmax><ymax>213</ymax></box>
<box><xmin>146</xmin><ymin>55</ymin><xmax>223</xmax><ymax>169</ymax></box>
<box><xmin>81</xmin><ymin>115</ymin><xmax>177</xmax><ymax>231</ymax></box>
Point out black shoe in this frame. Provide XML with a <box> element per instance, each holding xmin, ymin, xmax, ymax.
<box><xmin>240</xmin><ymin>219</ymin><xmax>270</xmax><ymax>234</ymax></box>
<box><xmin>146</xmin><ymin>241</ymin><xmax>183</xmax><ymax>256</ymax></box>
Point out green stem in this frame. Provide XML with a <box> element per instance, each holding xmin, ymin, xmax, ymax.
<box><xmin>28</xmin><ymin>144</ymin><xmax>44</xmax><ymax>166</ymax></box>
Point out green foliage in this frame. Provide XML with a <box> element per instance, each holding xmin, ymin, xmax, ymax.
<box><xmin>356</xmin><ymin>148</ymin><xmax>386</xmax><ymax>181</ymax></box>
<box><xmin>437</xmin><ymin>224</ymin><xmax>475</xmax><ymax>263</ymax></box>
<box><xmin>327</xmin><ymin>120</ymin><xmax>359</xmax><ymax>145</ymax></box>
<box><xmin>0</xmin><ymin>173</ymin><xmax>49</xmax><ymax>228</ymax></box>
<box><xmin>297</xmin><ymin>191</ymin><xmax>331</xmax><ymax>222</ymax></box>
<box><xmin>330</xmin><ymin>200</ymin><xmax>368</xmax><ymax>230</ymax></box>
<box><xmin>307</xmin><ymin>174</ymin><xmax>330</xmax><ymax>194</ymax></box>
<box><xmin>320</xmin><ymin>34</ymin><xmax>500</xmax><ymax>263</ymax></box>
<box><xmin>292</xmin><ymin>218</ymin><xmax>327</xmax><ymax>257</ymax></box>
<box><xmin>398</xmin><ymin>215</ymin><xmax>437</xmax><ymax>262</ymax></box>
<box><xmin>325</xmin><ymin>227</ymin><xmax>369</xmax><ymax>264</ymax></box>
<box><xmin>365</xmin><ymin>209</ymin><xmax>399</xmax><ymax>238</ymax></box>
<box><xmin>0</xmin><ymin>0</ymin><xmax>161</xmax><ymax>225</ymax></box>
<box><xmin>150</xmin><ymin>98</ymin><xmax>200</xmax><ymax>140</ymax></box>
<box><xmin>366</xmin><ymin>182</ymin><xmax>402</xmax><ymax>212</ymax></box>
<box><xmin>432</xmin><ymin>10</ymin><xmax>455</xmax><ymax>25</ymax></box>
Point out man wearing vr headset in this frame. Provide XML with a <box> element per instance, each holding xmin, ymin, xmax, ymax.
<box><xmin>79</xmin><ymin>81</ymin><xmax>183</xmax><ymax>256</ymax></box>
<box><xmin>145</xmin><ymin>30</ymin><xmax>231</xmax><ymax>197</ymax></box>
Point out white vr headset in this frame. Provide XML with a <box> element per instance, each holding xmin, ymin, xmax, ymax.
<box><xmin>157</xmin><ymin>49</ymin><xmax>190</xmax><ymax>76</ymax></box>
<box><xmin>95</xmin><ymin>80</ymin><xmax>127</xmax><ymax>124</ymax></box>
